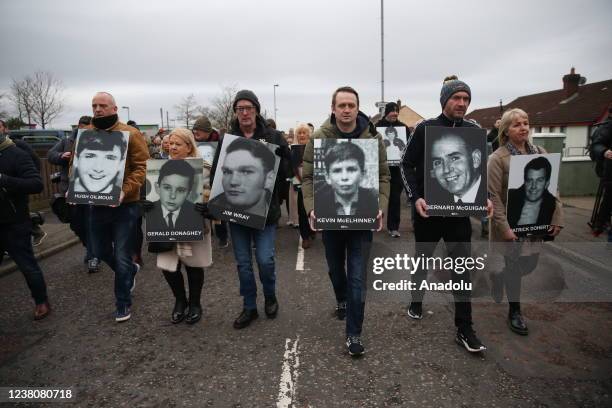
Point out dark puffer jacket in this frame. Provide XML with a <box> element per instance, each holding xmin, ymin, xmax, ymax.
<box><xmin>590</xmin><ymin>119</ymin><xmax>611</xmax><ymax>179</ymax></box>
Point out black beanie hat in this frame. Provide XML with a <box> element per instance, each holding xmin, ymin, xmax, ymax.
<box><xmin>385</xmin><ymin>102</ymin><xmax>399</xmax><ymax>116</ymax></box>
<box><xmin>233</xmin><ymin>89</ymin><xmax>261</xmax><ymax>113</ymax></box>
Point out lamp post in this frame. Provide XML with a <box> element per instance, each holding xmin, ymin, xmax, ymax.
<box><xmin>273</xmin><ymin>84</ymin><xmax>279</xmax><ymax>123</ymax></box>
<box><xmin>381</xmin><ymin>0</ymin><xmax>384</xmax><ymax>104</ymax></box>
<box><xmin>121</xmin><ymin>106</ymin><xmax>130</xmax><ymax>121</ymax></box>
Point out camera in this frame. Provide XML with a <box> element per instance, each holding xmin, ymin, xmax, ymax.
<box><xmin>30</xmin><ymin>211</ymin><xmax>45</xmax><ymax>226</ymax></box>
<box><xmin>50</xmin><ymin>171</ymin><xmax>61</xmax><ymax>184</ymax></box>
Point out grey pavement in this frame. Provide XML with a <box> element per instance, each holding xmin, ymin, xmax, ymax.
<box><xmin>0</xmin><ymin>198</ymin><xmax>610</xmax><ymax>407</ymax></box>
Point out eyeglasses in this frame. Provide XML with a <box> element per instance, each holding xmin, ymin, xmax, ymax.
<box><xmin>236</xmin><ymin>106</ymin><xmax>255</xmax><ymax>113</ymax></box>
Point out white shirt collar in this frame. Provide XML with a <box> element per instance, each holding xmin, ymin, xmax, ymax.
<box><xmin>161</xmin><ymin>204</ymin><xmax>182</xmax><ymax>226</ymax></box>
<box><xmin>454</xmin><ymin>176</ymin><xmax>481</xmax><ymax>203</ymax></box>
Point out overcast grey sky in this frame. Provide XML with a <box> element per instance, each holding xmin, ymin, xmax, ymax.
<box><xmin>1</xmin><ymin>0</ymin><xmax>611</xmax><ymax>130</ymax></box>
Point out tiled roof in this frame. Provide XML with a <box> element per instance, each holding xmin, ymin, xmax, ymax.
<box><xmin>466</xmin><ymin>79</ymin><xmax>612</xmax><ymax>128</ymax></box>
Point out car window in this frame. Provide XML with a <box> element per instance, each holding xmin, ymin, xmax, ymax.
<box><xmin>22</xmin><ymin>135</ymin><xmax>60</xmax><ymax>144</ymax></box>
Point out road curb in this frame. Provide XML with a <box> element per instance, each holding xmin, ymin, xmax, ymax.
<box><xmin>546</xmin><ymin>241</ymin><xmax>611</xmax><ymax>275</ymax></box>
<box><xmin>0</xmin><ymin>237</ymin><xmax>80</xmax><ymax>278</ymax></box>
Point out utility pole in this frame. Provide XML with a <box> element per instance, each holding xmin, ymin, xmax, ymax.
<box><xmin>160</xmin><ymin>108</ymin><xmax>164</xmax><ymax>128</ymax></box>
<box><xmin>166</xmin><ymin>111</ymin><xmax>170</xmax><ymax>130</ymax></box>
<box><xmin>381</xmin><ymin>0</ymin><xmax>385</xmax><ymax>106</ymax></box>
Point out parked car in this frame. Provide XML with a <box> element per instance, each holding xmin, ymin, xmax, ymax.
<box><xmin>9</xmin><ymin>129</ymin><xmax>72</xmax><ymax>157</ymax></box>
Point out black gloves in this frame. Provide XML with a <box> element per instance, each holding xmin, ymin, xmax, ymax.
<box><xmin>140</xmin><ymin>200</ymin><xmax>154</xmax><ymax>212</ymax></box>
<box><xmin>195</xmin><ymin>202</ymin><xmax>215</xmax><ymax>219</ymax></box>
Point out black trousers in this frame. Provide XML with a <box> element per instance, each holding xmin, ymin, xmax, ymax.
<box><xmin>0</xmin><ymin>221</ymin><xmax>48</xmax><ymax>304</ymax></box>
<box><xmin>214</xmin><ymin>221</ymin><xmax>228</xmax><ymax>241</ymax></box>
<box><xmin>412</xmin><ymin>213</ymin><xmax>473</xmax><ymax>330</ymax></box>
<box><xmin>596</xmin><ymin>180</ymin><xmax>612</xmax><ymax>228</ymax></box>
<box><xmin>297</xmin><ymin>188</ymin><xmax>312</xmax><ymax>240</ymax></box>
<box><xmin>387</xmin><ymin>167</ymin><xmax>404</xmax><ymax>231</ymax></box>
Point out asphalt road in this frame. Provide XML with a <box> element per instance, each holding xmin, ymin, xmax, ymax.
<box><xmin>1</xmin><ymin>213</ymin><xmax>611</xmax><ymax>407</ymax></box>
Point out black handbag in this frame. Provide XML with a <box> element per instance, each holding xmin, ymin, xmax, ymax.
<box><xmin>147</xmin><ymin>241</ymin><xmax>175</xmax><ymax>253</ymax></box>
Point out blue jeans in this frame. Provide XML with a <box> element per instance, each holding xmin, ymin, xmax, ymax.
<box><xmin>90</xmin><ymin>203</ymin><xmax>139</xmax><ymax>308</ymax></box>
<box><xmin>322</xmin><ymin>230</ymin><xmax>373</xmax><ymax>337</ymax></box>
<box><xmin>229</xmin><ymin>223</ymin><xmax>277</xmax><ymax>310</ymax></box>
<box><xmin>70</xmin><ymin>204</ymin><xmax>93</xmax><ymax>260</ymax></box>
<box><xmin>0</xmin><ymin>221</ymin><xmax>48</xmax><ymax>305</ymax></box>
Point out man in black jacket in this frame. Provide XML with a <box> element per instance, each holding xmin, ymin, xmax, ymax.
<box><xmin>0</xmin><ymin>121</ymin><xmax>50</xmax><ymax>320</ymax></box>
<box><xmin>400</xmin><ymin>76</ymin><xmax>492</xmax><ymax>353</ymax></box>
<box><xmin>590</xmin><ymin>109</ymin><xmax>612</xmax><ymax>238</ymax></box>
<box><xmin>375</xmin><ymin>102</ymin><xmax>409</xmax><ymax>237</ymax></box>
<box><xmin>48</xmin><ymin>115</ymin><xmax>98</xmax><ymax>271</ymax></box>
<box><xmin>211</xmin><ymin>89</ymin><xmax>291</xmax><ymax>329</ymax></box>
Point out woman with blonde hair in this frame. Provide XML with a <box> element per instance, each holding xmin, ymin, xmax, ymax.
<box><xmin>487</xmin><ymin>108</ymin><xmax>563</xmax><ymax>335</ymax></box>
<box><xmin>143</xmin><ymin>127</ymin><xmax>213</xmax><ymax>324</ymax></box>
<box><xmin>293</xmin><ymin>123</ymin><xmax>316</xmax><ymax>248</ymax></box>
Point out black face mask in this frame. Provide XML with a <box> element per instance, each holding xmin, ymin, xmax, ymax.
<box><xmin>92</xmin><ymin>114</ymin><xmax>118</xmax><ymax>130</ymax></box>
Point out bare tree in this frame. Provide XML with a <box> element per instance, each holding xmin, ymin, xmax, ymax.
<box><xmin>0</xmin><ymin>93</ymin><xmax>8</xmax><ymax>119</ymax></box>
<box><xmin>10</xmin><ymin>71</ymin><xmax>64</xmax><ymax>129</ymax></box>
<box><xmin>29</xmin><ymin>71</ymin><xmax>64</xmax><ymax>129</ymax></box>
<box><xmin>9</xmin><ymin>76</ymin><xmax>34</xmax><ymax>125</ymax></box>
<box><xmin>175</xmin><ymin>94</ymin><xmax>201</xmax><ymax>128</ymax></box>
<box><xmin>198</xmin><ymin>85</ymin><xmax>238</xmax><ymax>132</ymax></box>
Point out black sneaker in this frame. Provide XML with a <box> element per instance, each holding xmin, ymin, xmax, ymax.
<box><xmin>88</xmin><ymin>257</ymin><xmax>100</xmax><ymax>274</ymax></box>
<box><xmin>115</xmin><ymin>306</ymin><xmax>131</xmax><ymax>323</ymax></box>
<box><xmin>346</xmin><ymin>336</ymin><xmax>365</xmax><ymax>357</ymax></box>
<box><xmin>407</xmin><ymin>302</ymin><xmax>423</xmax><ymax>320</ymax></box>
<box><xmin>264</xmin><ymin>295</ymin><xmax>278</xmax><ymax>318</ymax></box>
<box><xmin>456</xmin><ymin>328</ymin><xmax>486</xmax><ymax>353</ymax></box>
<box><xmin>335</xmin><ymin>301</ymin><xmax>347</xmax><ymax>320</ymax></box>
<box><xmin>233</xmin><ymin>308</ymin><xmax>258</xmax><ymax>329</ymax></box>
<box><xmin>218</xmin><ymin>238</ymin><xmax>229</xmax><ymax>248</ymax></box>
<box><xmin>31</xmin><ymin>230</ymin><xmax>47</xmax><ymax>247</ymax></box>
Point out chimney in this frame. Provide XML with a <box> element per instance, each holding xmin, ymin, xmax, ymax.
<box><xmin>562</xmin><ymin>67</ymin><xmax>581</xmax><ymax>98</ymax></box>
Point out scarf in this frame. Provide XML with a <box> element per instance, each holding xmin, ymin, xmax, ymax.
<box><xmin>92</xmin><ymin>114</ymin><xmax>118</xmax><ymax>130</ymax></box>
<box><xmin>0</xmin><ymin>135</ymin><xmax>15</xmax><ymax>152</ymax></box>
<box><xmin>506</xmin><ymin>140</ymin><xmax>538</xmax><ymax>156</ymax></box>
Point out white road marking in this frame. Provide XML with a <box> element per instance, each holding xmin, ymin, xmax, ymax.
<box><xmin>276</xmin><ymin>336</ymin><xmax>300</xmax><ymax>408</ymax></box>
<box><xmin>295</xmin><ymin>238</ymin><xmax>305</xmax><ymax>271</ymax></box>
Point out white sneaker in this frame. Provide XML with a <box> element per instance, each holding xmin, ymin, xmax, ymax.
<box><xmin>389</xmin><ymin>230</ymin><xmax>401</xmax><ymax>238</ymax></box>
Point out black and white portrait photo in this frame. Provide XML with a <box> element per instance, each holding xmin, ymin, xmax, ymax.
<box><xmin>145</xmin><ymin>158</ymin><xmax>205</xmax><ymax>242</ymax></box>
<box><xmin>424</xmin><ymin>126</ymin><xmax>488</xmax><ymax>217</ymax></box>
<box><xmin>313</xmin><ymin>139</ymin><xmax>379</xmax><ymax>230</ymax></box>
<box><xmin>208</xmin><ymin>134</ymin><xmax>280</xmax><ymax>230</ymax></box>
<box><xmin>376</xmin><ymin>126</ymin><xmax>407</xmax><ymax>166</ymax></box>
<box><xmin>507</xmin><ymin>153</ymin><xmax>561</xmax><ymax>236</ymax></box>
<box><xmin>197</xmin><ymin>142</ymin><xmax>217</xmax><ymax>166</ymax></box>
<box><xmin>67</xmin><ymin>129</ymin><xmax>129</xmax><ymax>205</ymax></box>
